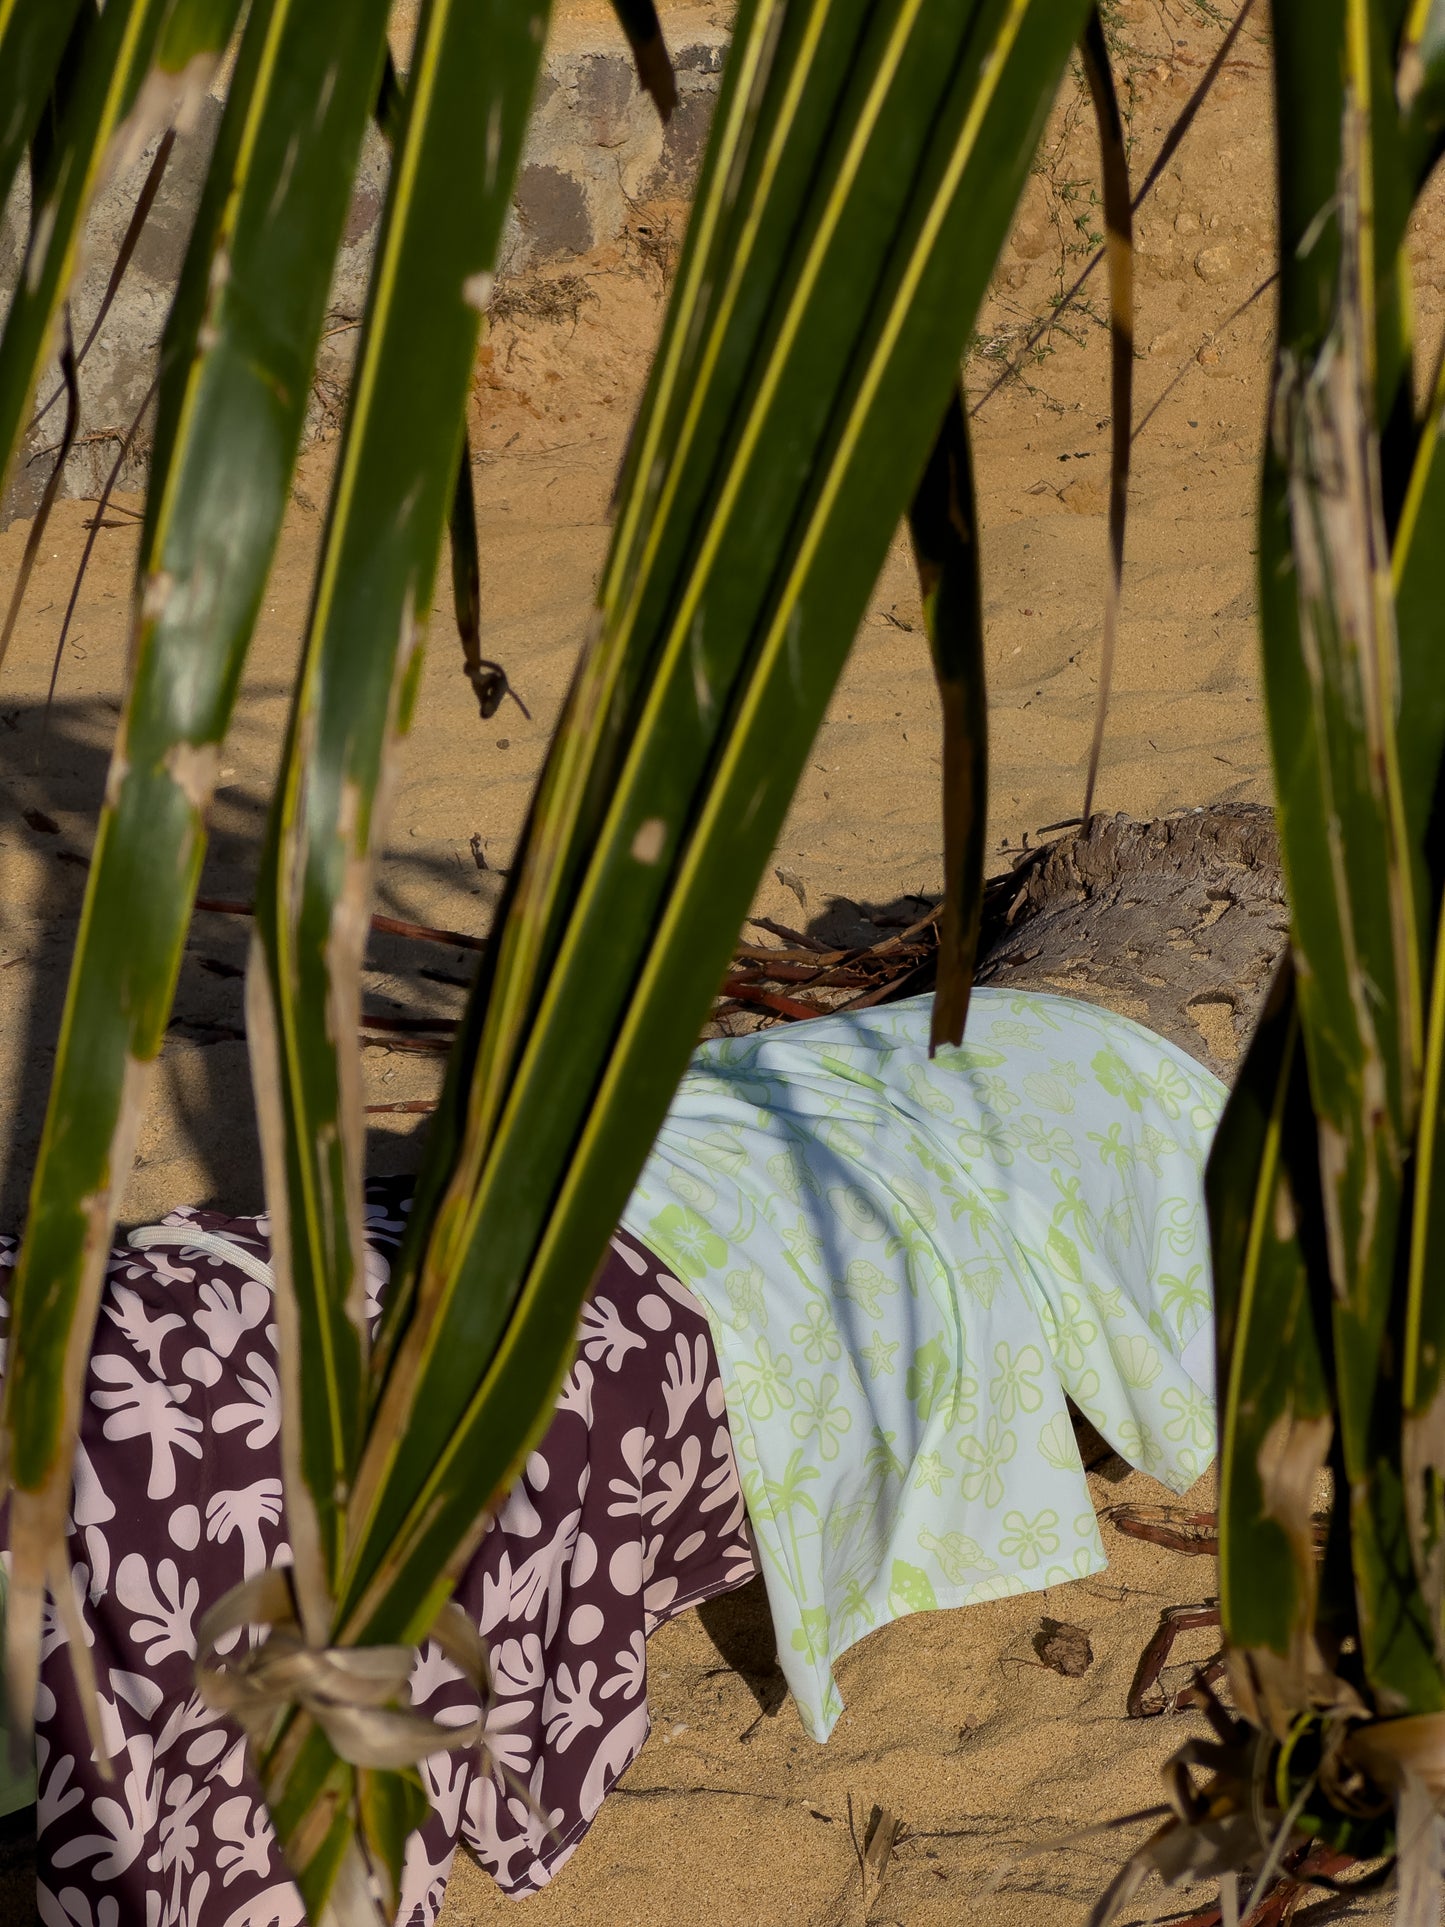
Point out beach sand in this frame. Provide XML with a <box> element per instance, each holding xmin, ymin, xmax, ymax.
<box><xmin>0</xmin><ymin>0</ymin><xmax>1431</xmax><ymax>1916</ymax></box>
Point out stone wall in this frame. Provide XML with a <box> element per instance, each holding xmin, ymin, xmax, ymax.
<box><xmin>0</xmin><ymin>7</ymin><xmax>727</xmax><ymax>524</ymax></box>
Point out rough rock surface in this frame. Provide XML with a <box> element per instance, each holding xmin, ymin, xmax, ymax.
<box><xmin>976</xmin><ymin>805</ymin><xmax>1287</xmax><ymax>1082</ymax></box>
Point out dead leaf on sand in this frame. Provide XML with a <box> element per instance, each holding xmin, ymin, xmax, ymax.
<box><xmin>1033</xmin><ymin>1617</ymin><xmax>1094</xmax><ymax>1677</ymax></box>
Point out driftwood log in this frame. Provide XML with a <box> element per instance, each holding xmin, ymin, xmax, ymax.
<box><xmin>976</xmin><ymin>805</ymin><xmax>1287</xmax><ymax>1084</ymax></box>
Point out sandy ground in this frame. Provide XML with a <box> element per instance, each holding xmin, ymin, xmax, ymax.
<box><xmin>1</xmin><ymin>0</ymin><xmax>1437</xmax><ymax>1918</ymax></box>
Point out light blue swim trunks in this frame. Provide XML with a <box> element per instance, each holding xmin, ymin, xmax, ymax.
<box><xmin>622</xmin><ymin>988</ymin><xmax>1224</xmax><ymax>1740</ymax></box>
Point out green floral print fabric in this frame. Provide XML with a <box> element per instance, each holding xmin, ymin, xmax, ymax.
<box><xmin>620</xmin><ymin>989</ymin><xmax>1226</xmax><ymax>1741</ymax></box>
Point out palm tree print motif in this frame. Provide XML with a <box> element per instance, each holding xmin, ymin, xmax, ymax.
<box><xmin>624</xmin><ymin>989</ymin><xmax>1224</xmax><ymax>1742</ymax></box>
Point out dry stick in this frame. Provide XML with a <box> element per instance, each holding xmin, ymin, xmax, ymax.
<box><xmin>29</xmin><ymin>131</ymin><xmax>176</xmax><ymax>435</ymax></box>
<box><xmin>194</xmin><ymin>894</ymin><xmax>486</xmax><ymax>953</ymax></box>
<box><xmin>43</xmin><ymin>373</ymin><xmax>158</xmax><ymax>726</ymax></box>
<box><xmin>970</xmin><ymin>0</ymin><xmax>1259</xmax><ymax>419</ymax></box>
<box><xmin>0</xmin><ymin>314</ymin><xmax>80</xmax><ymax>679</ymax></box>
<box><xmin>1079</xmin><ymin>9</ymin><xmax>1135</xmax><ymax>831</ymax></box>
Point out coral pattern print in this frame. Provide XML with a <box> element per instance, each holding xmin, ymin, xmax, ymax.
<box><xmin>0</xmin><ymin>1180</ymin><xmax>756</xmax><ymax>1924</ymax></box>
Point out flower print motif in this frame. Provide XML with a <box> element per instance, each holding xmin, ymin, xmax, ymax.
<box><xmin>212</xmin><ymin>1349</ymin><xmax>280</xmax><ymax>1450</ymax></box>
<box><xmin>1037</xmin><ymin>1411</ymin><xmax>1077</xmax><ymax>1470</ymax></box>
<box><xmin>101</xmin><ymin>1285</ymin><xmax>184</xmax><ymax>1376</ymax></box>
<box><xmin>917</xmin><ymin>1527</ymin><xmax>995</xmax><ymax>1584</ymax></box>
<box><xmin>913</xmin><ymin>1451</ymin><xmax>953</xmax><ymax>1496</ymax></box>
<box><xmin>1134</xmin><ymin>1122</ymin><xmax>1178</xmax><ymax>1178</ymax></box>
<box><xmin>649</xmin><ymin>1205</ymin><xmax>727</xmax><ymax>1280</ymax></box>
<box><xmin>1161</xmin><ymin>1265</ymin><xmax>1210</xmax><ymax>1333</ymax></box>
<box><xmin>790</xmin><ymin>1299</ymin><xmax>841</xmax><ymax>1365</ymax></box>
<box><xmin>957</xmin><ymin>1113</ymin><xmax>1018</xmax><ymax>1165</ymax></box>
<box><xmin>205</xmin><ymin>1479</ymin><xmax>284</xmax><ymax>1578</ymax></box>
<box><xmin>1069</xmin><ymin>1368</ymin><xmax>1108</xmax><ymax>1429</ymax></box>
<box><xmin>828</xmin><ymin>1185</ymin><xmax>888</xmax><ymax>1242</ymax></box>
<box><xmin>116</xmin><ymin>1555</ymin><xmax>200</xmax><ymax>1665</ymax></box>
<box><xmin>1016</xmin><ymin>1115</ymin><xmax>1081</xmax><ymax>1169</ymax></box>
<box><xmin>1087</xmin><ymin>1120</ymin><xmax>1137</xmax><ymax>1176</ymax></box>
<box><xmin>1045</xmin><ymin>1292</ymin><xmax>1097</xmax><ymax>1371</ymax></box>
<box><xmin>1145</xmin><ymin>1058</ymin><xmax>1192</xmax><ymax>1119</ymax></box>
<box><xmin>791</xmin><ymin>1374</ymin><xmax>851</xmax><ymax>1461</ymax></box>
<box><xmin>724</xmin><ymin>1265</ymin><xmax>766</xmax><ymax>1333</ymax></box>
<box><xmin>666</xmin><ymin>1164</ymin><xmax>716</xmax><ymax>1212</ymax></box>
<box><xmin>953</xmin><ymin>1372</ymin><xmax>979</xmax><ymax>1427</ymax></box>
<box><xmin>1091</xmin><ymin>1048</ymin><xmax>1148</xmax><ymax>1112</ymax></box>
<box><xmin>969</xmin><ymin>1070</ymin><xmax>1020</xmax><ymax>1115</ymax></box>
<box><xmin>1049</xmin><ymin>1170</ymin><xmax>1097</xmax><ymax>1251</ymax></box>
<box><xmin>989</xmin><ymin>1342</ymin><xmax>1044</xmax><ymax>1421</ymax></box>
<box><xmin>1112</xmin><ymin>1334</ymin><xmax>1162</xmax><ymax>1390</ymax></box>
<box><xmin>958</xmin><ymin>1417</ymin><xmax>1017</xmax><ymax>1508</ymax></box>
<box><xmin>1173</xmin><ymin>1445</ymin><xmax>1205</xmax><ymax>1486</ymax></box>
<box><xmin>1161</xmin><ymin>1382</ymin><xmax>1215</xmax><ymax>1450</ymax></box>
<box><xmin>862</xmin><ymin>1332</ymin><xmax>899</xmax><ymax>1378</ymax></box>
<box><xmin>838</xmin><ymin>1257</ymin><xmax>893</xmax><ymax>1320</ymax></box>
<box><xmin>193</xmin><ymin>1274</ymin><xmax>272</xmax><ymax>1361</ymax></box>
<box><xmin>1116</xmin><ymin>1418</ymin><xmax>1164</xmax><ymax>1472</ymax></box>
<box><xmin>89</xmin><ymin>1354</ymin><xmax>203</xmax><ymax>1500</ymax></box>
<box><xmin>1044</xmin><ymin>1547</ymin><xmax>1099</xmax><ymax>1585</ymax></box>
<box><xmin>735</xmin><ymin>1336</ymin><xmax>794</xmax><ymax>1420</ymax></box>
<box><xmin>999</xmin><ymin>1508</ymin><xmax>1060</xmax><ymax>1570</ymax></box>
<box><xmin>1160</xmin><ymin>1197</ymin><xmax>1206</xmax><ymax>1261</ymax></box>
<box><xmin>1022</xmin><ymin>1069</ymin><xmax>1077</xmax><ymax>1115</ymax></box>
<box><xmin>782</xmin><ymin>1217</ymin><xmax>824</xmax><ymax>1268</ymax></box>
<box><xmin>1188</xmin><ymin>1099</ymin><xmax>1221</xmax><ymax>1146</ymax></box>
<box><xmin>961</xmin><ymin>1257</ymin><xmax>1002</xmax><ymax>1308</ymax></box>
<box><xmin>906</xmin><ymin>1337</ymin><xmax>952</xmax><ymax>1422</ymax></box>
